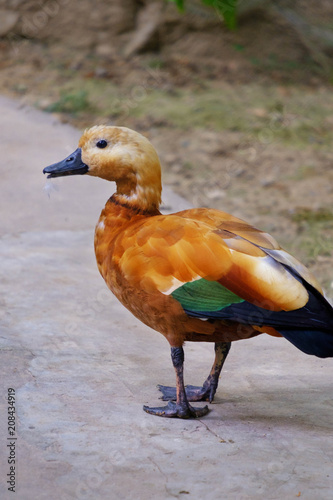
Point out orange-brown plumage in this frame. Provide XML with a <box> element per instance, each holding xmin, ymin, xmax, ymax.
<box><xmin>94</xmin><ymin>196</ymin><xmax>259</xmax><ymax>348</ymax></box>
<box><xmin>44</xmin><ymin>125</ymin><xmax>333</xmax><ymax>419</ymax></box>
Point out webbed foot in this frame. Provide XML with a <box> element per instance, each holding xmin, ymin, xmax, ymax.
<box><xmin>157</xmin><ymin>384</ymin><xmax>216</xmax><ymax>403</ymax></box>
<box><xmin>143</xmin><ymin>400</ymin><xmax>209</xmax><ymax>419</ymax></box>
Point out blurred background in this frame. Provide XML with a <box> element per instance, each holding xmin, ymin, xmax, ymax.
<box><xmin>1</xmin><ymin>0</ymin><xmax>332</xmax><ymax>296</ymax></box>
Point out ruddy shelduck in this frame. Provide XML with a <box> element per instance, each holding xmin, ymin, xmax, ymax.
<box><xmin>44</xmin><ymin>126</ymin><xmax>333</xmax><ymax>419</ymax></box>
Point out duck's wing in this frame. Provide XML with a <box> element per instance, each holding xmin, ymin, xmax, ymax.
<box><xmin>117</xmin><ymin>209</ymin><xmax>333</xmax><ymax>357</ymax></box>
<box><xmin>176</xmin><ymin>207</ymin><xmax>323</xmax><ymax>293</ymax></box>
<box><xmin>118</xmin><ymin>210</ymin><xmax>314</xmax><ymax>312</ymax></box>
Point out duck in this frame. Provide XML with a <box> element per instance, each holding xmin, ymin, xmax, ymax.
<box><xmin>43</xmin><ymin>125</ymin><xmax>333</xmax><ymax>419</ymax></box>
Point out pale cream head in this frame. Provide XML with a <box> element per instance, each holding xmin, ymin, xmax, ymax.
<box><xmin>79</xmin><ymin>126</ymin><xmax>162</xmax><ymax>210</ymax></box>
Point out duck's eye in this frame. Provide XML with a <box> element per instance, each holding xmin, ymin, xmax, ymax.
<box><xmin>96</xmin><ymin>139</ymin><xmax>107</xmax><ymax>149</ymax></box>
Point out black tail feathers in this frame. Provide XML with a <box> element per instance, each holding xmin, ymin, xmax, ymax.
<box><xmin>278</xmin><ymin>328</ymin><xmax>333</xmax><ymax>358</ymax></box>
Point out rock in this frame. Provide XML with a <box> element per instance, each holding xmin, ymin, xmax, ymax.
<box><xmin>250</xmin><ymin>107</ymin><xmax>268</xmax><ymax>118</ymax></box>
<box><xmin>94</xmin><ymin>66</ymin><xmax>109</xmax><ymax>78</ymax></box>
<box><xmin>123</xmin><ymin>1</ymin><xmax>164</xmax><ymax>58</ymax></box>
<box><xmin>95</xmin><ymin>43</ymin><xmax>118</xmax><ymax>58</ymax></box>
<box><xmin>205</xmin><ymin>188</ymin><xmax>226</xmax><ymax>200</ymax></box>
<box><xmin>0</xmin><ymin>10</ymin><xmax>19</xmax><ymax>37</ymax></box>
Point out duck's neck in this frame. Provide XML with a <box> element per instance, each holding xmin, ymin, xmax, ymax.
<box><xmin>109</xmin><ymin>193</ymin><xmax>161</xmax><ymax>217</ymax></box>
<box><xmin>113</xmin><ymin>171</ymin><xmax>162</xmax><ymax>213</ymax></box>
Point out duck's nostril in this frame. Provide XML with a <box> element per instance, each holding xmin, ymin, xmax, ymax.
<box><xmin>66</xmin><ymin>156</ymin><xmax>74</xmax><ymax>162</ymax></box>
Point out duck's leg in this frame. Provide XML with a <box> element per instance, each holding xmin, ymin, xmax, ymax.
<box><xmin>158</xmin><ymin>342</ymin><xmax>231</xmax><ymax>403</ymax></box>
<box><xmin>143</xmin><ymin>347</ymin><xmax>209</xmax><ymax>418</ymax></box>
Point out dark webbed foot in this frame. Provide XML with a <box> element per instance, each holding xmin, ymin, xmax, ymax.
<box><xmin>157</xmin><ymin>384</ymin><xmax>215</xmax><ymax>403</ymax></box>
<box><xmin>143</xmin><ymin>400</ymin><xmax>209</xmax><ymax>419</ymax></box>
<box><xmin>143</xmin><ymin>344</ymin><xmax>230</xmax><ymax>419</ymax></box>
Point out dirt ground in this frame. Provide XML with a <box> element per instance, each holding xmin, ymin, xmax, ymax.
<box><xmin>0</xmin><ymin>0</ymin><xmax>332</xmax><ymax>296</ymax></box>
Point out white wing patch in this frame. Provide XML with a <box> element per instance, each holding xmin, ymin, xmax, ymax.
<box><xmin>162</xmin><ymin>276</ymin><xmax>201</xmax><ymax>295</ymax></box>
<box><xmin>263</xmin><ymin>248</ymin><xmax>323</xmax><ymax>294</ymax></box>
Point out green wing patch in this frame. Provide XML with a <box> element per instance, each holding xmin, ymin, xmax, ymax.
<box><xmin>171</xmin><ymin>278</ymin><xmax>244</xmax><ymax>312</ymax></box>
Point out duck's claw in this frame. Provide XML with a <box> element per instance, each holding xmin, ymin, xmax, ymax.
<box><xmin>157</xmin><ymin>384</ymin><xmax>216</xmax><ymax>403</ymax></box>
<box><xmin>143</xmin><ymin>400</ymin><xmax>209</xmax><ymax>419</ymax></box>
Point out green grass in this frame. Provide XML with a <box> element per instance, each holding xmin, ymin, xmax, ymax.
<box><xmin>250</xmin><ymin>53</ymin><xmax>323</xmax><ymax>76</ymax></box>
<box><xmin>290</xmin><ymin>207</ymin><xmax>333</xmax><ymax>225</ymax></box>
<box><xmin>147</xmin><ymin>58</ymin><xmax>166</xmax><ymax>70</ymax></box>
<box><xmin>295</xmin><ymin>227</ymin><xmax>333</xmax><ymax>261</ymax></box>
<box><xmin>46</xmin><ymin>89</ymin><xmax>92</xmax><ymax>114</ymax></box>
<box><xmin>40</xmin><ymin>75</ymin><xmax>333</xmax><ymax>148</ymax></box>
<box><xmin>288</xmin><ymin>164</ymin><xmax>318</xmax><ymax>181</ymax></box>
<box><xmin>289</xmin><ymin>208</ymin><xmax>333</xmax><ymax>261</ymax></box>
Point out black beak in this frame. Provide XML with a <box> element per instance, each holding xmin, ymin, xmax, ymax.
<box><xmin>43</xmin><ymin>148</ymin><xmax>89</xmax><ymax>178</ymax></box>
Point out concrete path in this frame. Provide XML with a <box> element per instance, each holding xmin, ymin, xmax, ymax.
<box><xmin>0</xmin><ymin>95</ymin><xmax>332</xmax><ymax>500</ymax></box>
